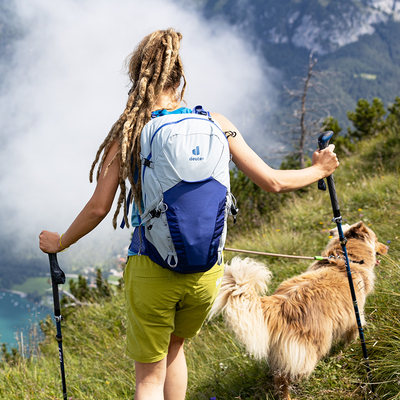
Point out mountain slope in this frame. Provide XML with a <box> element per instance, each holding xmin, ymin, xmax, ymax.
<box><xmin>199</xmin><ymin>0</ymin><xmax>400</xmax><ymax>54</ymax></box>
<box><xmin>191</xmin><ymin>0</ymin><xmax>400</xmax><ymax>126</ymax></box>
<box><xmin>0</xmin><ymin>120</ymin><xmax>399</xmax><ymax>400</ymax></box>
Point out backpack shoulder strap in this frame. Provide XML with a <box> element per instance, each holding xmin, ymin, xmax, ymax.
<box><xmin>151</xmin><ymin>106</ymin><xmax>193</xmax><ymax>119</ymax></box>
<box><xmin>193</xmin><ymin>105</ymin><xmax>213</xmax><ymax>120</ymax></box>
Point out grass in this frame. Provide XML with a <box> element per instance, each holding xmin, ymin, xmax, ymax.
<box><xmin>0</xmin><ymin>129</ymin><xmax>399</xmax><ymax>399</ymax></box>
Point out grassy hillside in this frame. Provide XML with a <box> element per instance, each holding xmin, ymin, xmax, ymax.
<box><xmin>0</xmin><ymin>128</ymin><xmax>399</xmax><ymax>399</ymax></box>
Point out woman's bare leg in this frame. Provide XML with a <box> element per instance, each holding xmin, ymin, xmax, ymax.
<box><xmin>134</xmin><ymin>358</ymin><xmax>166</xmax><ymax>400</ymax></box>
<box><xmin>164</xmin><ymin>334</ymin><xmax>187</xmax><ymax>400</ymax></box>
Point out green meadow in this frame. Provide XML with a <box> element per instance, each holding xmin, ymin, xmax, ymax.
<box><xmin>12</xmin><ymin>278</ymin><xmax>51</xmax><ymax>298</ymax></box>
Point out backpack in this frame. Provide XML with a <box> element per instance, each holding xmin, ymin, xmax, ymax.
<box><xmin>127</xmin><ymin>105</ymin><xmax>236</xmax><ymax>273</ymax></box>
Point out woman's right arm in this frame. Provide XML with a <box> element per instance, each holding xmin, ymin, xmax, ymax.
<box><xmin>211</xmin><ymin>112</ymin><xmax>339</xmax><ymax>193</ymax></box>
<box><xmin>39</xmin><ymin>141</ymin><xmax>120</xmax><ymax>253</ymax></box>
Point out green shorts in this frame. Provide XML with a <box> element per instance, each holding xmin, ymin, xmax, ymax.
<box><xmin>124</xmin><ymin>255</ymin><xmax>224</xmax><ymax>363</ymax></box>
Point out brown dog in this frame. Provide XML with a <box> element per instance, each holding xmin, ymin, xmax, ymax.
<box><xmin>210</xmin><ymin>222</ymin><xmax>388</xmax><ymax>399</ymax></box>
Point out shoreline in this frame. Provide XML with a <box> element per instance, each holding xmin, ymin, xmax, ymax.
<box><xmin>0</xmin><ymin>288</ymin><xmax>28</xmax><ymax>298</ymax></box>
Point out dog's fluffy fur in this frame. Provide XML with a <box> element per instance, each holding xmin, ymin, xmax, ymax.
<box><xmin>210</xmin><ymin>222</ymin><xmax>388</xmax><ymax>399</ymax></box>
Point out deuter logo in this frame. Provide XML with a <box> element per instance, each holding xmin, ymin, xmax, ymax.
<box><xmin>189</xmin><ymin>145</ymin><xmax>204</xmax><ymax>161</ymax></box>
<box><xmin>192</xmin><ymin>146</ymin><xmax>200</xmax><ymax>155</ymax></box>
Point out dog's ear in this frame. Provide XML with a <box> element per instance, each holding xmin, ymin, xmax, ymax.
<box><xmin>329</xmin><ymin>224</ymin><xmax>351</xmax><ymax>237</ymax></box>
<box><xmin>345</xmin><ymin>221</ymin><xmax>371</xmax><ymax>240</ymax></box>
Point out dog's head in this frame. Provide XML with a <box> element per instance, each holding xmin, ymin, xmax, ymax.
<box><xmin>310</xmin><ymin>221</ymin><xmax>388</xmax><ymax>271</ymax></box>
<box><xmin>332</xmin><ymin>221</ymin><xmax>387</xmax><ymax>257</ymax></box>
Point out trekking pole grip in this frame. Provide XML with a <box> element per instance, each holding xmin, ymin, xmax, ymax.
<box><xmin>317</xmin><ymin>131</ymin><xmax>334</xmax><ymax>191</ymax></box>
<box><xmin>48</xmin><ymin>253</ymin><xmax>66</xmax><ymax>285</ymax></box>
<box><xmin>317</xmin><ymin>131</ymin><xmax>341</xmax><ymax>218</ymax></box>
<box><xmin>318</xmin><ymin>131</ymin><xmax>334</xmax><ymax>150</ymax></box>
<box><xmin>48</xmin><ymin>253</ymin><xmax>66</xmax><ymax>317</ymax></box>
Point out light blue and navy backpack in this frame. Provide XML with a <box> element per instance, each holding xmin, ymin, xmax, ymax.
<box><xmin>125</xmin><ymin>105</ymin><xmax>236</xmax><ymax>273</ymax></box>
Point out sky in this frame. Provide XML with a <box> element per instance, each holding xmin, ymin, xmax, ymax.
<box><xmin>0</xmin><ymin>0</ymin><xmax>279</xmax><ymax>270</ymax></box>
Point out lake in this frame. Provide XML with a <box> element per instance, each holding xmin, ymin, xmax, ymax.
<box><xmin>0</xmin><ymin>290</ymin><xmax>50</xmax><ymax>351</ymax></box>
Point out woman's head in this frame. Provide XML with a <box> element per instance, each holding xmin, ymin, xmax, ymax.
<box><xmin>90</xmin><ymin>28</ymin><xmax>185</xmax><ymax>228</ymax></box>
<box><xmin>127</xmin><ymin>29</ymin><xmax>186</xmax><ymax>99</ymax></box>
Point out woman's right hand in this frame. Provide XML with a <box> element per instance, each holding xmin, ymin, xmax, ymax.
<box><xmin>39</xmin><ymin>230</ymin><xmax>63</xmax><ymax>254</ymax></box>
<box><xmin>312</xmin><ymin>144</ymin><xmax>339</xmax><ymax>178</ymax></box>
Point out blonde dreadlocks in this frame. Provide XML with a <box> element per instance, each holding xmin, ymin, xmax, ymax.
<box><xmin>89</xmin><ymin>28</ymin><xmax>186</xmax><ymax>229</ymax></box>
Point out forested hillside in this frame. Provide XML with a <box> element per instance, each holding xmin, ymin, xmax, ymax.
<box><xmin>191</xmin><ymin>0</ymin><xmax>400</xmax><ymax>125</ymax></box>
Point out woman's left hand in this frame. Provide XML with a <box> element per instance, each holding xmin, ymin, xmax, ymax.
<box><xmin>39</xmin><ymin>230</ymin><xmax>62</xmax><ymax>253</ymax></box>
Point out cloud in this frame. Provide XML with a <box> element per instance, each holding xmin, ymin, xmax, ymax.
<box><xmin>0</xmin><ymin>0</ymin><xmax>279</xmax><ymax>269</ymax></box>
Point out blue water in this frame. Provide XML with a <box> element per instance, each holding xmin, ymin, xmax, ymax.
<box><xmin>0</xmin><ymin>291</ymin><xmax>50</xmax><ymax>350</ymax></box>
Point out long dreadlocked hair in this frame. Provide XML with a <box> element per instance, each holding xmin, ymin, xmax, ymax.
<box><xmin>89</xmin><ymin>28</ymin><xmax>186</xmax><ymax>229</ymax></box>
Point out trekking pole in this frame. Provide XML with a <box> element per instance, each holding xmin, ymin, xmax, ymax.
<box><xmin>48</xmin><ymin>253</ymin><xmax>68</xmax><ymax>400</ymax></box>
<box><xmin>318</xmin><ymin>131</ymin><xmax>374</xmax><ymax>394</ymax></box>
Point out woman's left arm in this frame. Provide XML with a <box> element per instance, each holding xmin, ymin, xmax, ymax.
<box><xmin>39</xmin><ymin>141</ymin><xmax>120</xmax><ymax>253</ymax></box>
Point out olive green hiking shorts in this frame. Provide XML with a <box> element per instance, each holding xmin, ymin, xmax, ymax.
<box><xmin>124</xmin><ymin>255</ymin><xmax>224</xmax><ymax>363</ymax></box>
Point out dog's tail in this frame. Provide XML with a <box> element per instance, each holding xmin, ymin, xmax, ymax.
<box><xmin>209</xmin><ymin>256</ymin><xmax>272</xmax><ymax>359</ymax></box>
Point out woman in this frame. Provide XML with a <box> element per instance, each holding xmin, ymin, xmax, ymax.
<box><xmin>39</xmin><ymin>28</ymin><xmax>339</xmax><ymax>400</ymax></box>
